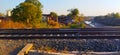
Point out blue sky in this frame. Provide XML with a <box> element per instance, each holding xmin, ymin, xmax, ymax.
<box><xmin>0</xmin><ymin>0</ymin><xmax>120</xmax><ymax>16</ymax></box>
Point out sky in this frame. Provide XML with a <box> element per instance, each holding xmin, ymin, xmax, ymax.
<box><xmin>0</xmin><ymin>0</ymin><xmax>120</xmax><ymax>16</ymax></box>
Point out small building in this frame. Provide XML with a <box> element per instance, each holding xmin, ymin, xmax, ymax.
<box><xmin>0</xmin><ymin>16</ymin><xmax>11</xmax><ymax>23</ymax></box>
<box><xmin>6</xmin><ymin>10</ymin><xmax>12</xmax><ymax>17</ymax></box>
<box><xmin>42</xmin><ymin>14</ymin><xmax>58</xmax><ymax>22</ymax></box>
<box><xmin>58</xmin><ymin>16</ymin><xmax>73</xmax><ymax>25</ymax></box>
<box><xmin>0</xmin><ymin>17</ymin><xmax>6</xmax><ymax>23</ymax></box>
<box><xmin>42</xmin><ymin>14</ymin><xmax>51</xmax><ymax>22</ymax></box>
<box><xmin>0</xmin><ymin>17</ymin><xmax>4</xmax><ymax>23</ymax></box>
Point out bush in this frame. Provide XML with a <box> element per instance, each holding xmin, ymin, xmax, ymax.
<box><xmin>70</xmin><ymin>24</ymin><xmax>79</xmax><ymax>28</ymax></box>
<box><xmin>69</xmin><ymin>23</ymin><xmax>86</xmax><ymax>28</ymax></box>
<box><xmin>48</xmin><ymin>20</ymin><xmax>60</xmax><ymax>28</ymax></box>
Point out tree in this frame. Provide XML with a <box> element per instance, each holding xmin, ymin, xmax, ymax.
<box><xmin>114</xmin><ymin>13</ymin><xmax>120</xmax><ymax>18</ymax></box>
<box><xmin>25</xmin><ymin>0</ymin><xmax>42</xmax><ymax>21</ymax></box>
<box><xmin>67</xmin><ymin>8</ymin><xmax>84</xmax><ymax>23</ymax></box>
<box><xmin>67</xmin><ymin>8</ymin><xmax>79</xmax><ymax>19</ymax></box>
<box><xmin>25</xmin><ymin>0</ymin><xmax>43</xmax><ymax>8</ymax></box>
<box><xmin>11</xmin><ymin>0</ymin><xmax>43</xmax><ymax>27</ymax></box>
<box><xmin>47</xmin><ymin>12</ymin><xmax>59</xmax><ymax>28</ymax></box>
<box><xmin>67</xmin><ymin>8</ymin><xmax>80</xmax><ymax>23</ymax></box>
<box><xmin>106</xmin><ymin>13</ymin><xmax>120</xmax><ymax>18</ymax></box>
<box><xmin>67</xmin><ymin>8</ymin><xmax>85</xmax><ymax>28</ymax></box>
<box><xmin>50</xmin><ymin>12</ymin><xmax>58</xmax><ymax>18</ymax></box>
<box><xmin>50</xmin><ymin>12</ymin><xmax>58</xmax><ymax>22</ymax></box>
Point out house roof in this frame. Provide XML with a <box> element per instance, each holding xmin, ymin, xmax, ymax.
<box><xmin>42</xmin><ymin>14</ymin><xmax>50</xmax><ymax>16</ymax></box>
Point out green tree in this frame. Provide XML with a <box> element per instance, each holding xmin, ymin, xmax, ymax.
<box><xmin>50</xmin><ymin>12</ymin><xmax>58</xmax><ymax>21</ymax></box>
<box><xmin>105</xmin><ymin>13</ymin><xmax>120</xmax><ymax>18</ymax></box>
<box><xmin>11</xmin><ymin>0</ymin><xmax>43</xmax><ymax>27</ymax></box>
<box><xmin>114</xmin><ymin>13</ymin><xmax>120</xmax><ymax>18</ymax></box>
<box><xmin>25</xmin><ymin>0</ymin><xmax>43</xmax><ymax>8</ymax></box>
<box><xmin>25</xmin><ymin>0</ymin><xmax>42</xmax><ymax>21</ymax></box>
<box><xmin>67</xmin><ymin>8</ymin><xmax>79</xmax><ymax>19</ymax></box>
<box><xmin>67</xmin><ymin>8</ymin><xmax>84</xmax><ymax>23</ymax></box>
<box><xmin>50</xmin><ymin>12</ymin><xmax>58</xmax><ymax>18</ymax></box>
<box><xmin>67</xmin><ymin>8</ymin><xmax>85</xmax><ymax>28</ymax></box>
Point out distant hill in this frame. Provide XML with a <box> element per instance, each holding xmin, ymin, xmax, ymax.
<box><xmin>94</xmin><ymin>16</ymin><xmax>120</xmax><ymax>26</ymax></box>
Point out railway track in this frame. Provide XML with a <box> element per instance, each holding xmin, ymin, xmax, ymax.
<box><xmin>1</xmin><ymin>28</ymin><xmax>120</xmax><ymax>39</ymax></box>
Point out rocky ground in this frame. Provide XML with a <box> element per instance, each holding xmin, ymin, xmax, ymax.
<box><xmin>0</xmin><ymin>39</ymin><xmax>120</xmax><ymax>55</ymax></box>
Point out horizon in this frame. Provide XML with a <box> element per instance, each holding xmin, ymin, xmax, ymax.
<box><xmin>0</xmin><ymin>0</ymin><xmax>120</xmax><ymax>16</ymax></box>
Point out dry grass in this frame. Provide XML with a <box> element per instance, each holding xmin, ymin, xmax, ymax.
<box><xmin>0</xmin><ymin>19</ymin><xmax>60</xmax><ymax>29</ymax></box>
<box><xmin>0</xmin><ymin>20</ymin><xmax>27</xmax><ymax>29</ymax></box>
<box><xmin>48</xmin><ymin>20</ymin><xmax>60</xmax><ymax>28</ymax></box>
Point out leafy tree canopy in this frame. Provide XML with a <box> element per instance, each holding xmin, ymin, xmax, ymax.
<box><xmin>106</xmin><ymin>13</ymin><xmax>120</xmax><ymax>18</ymax></box>
<box><xmin>67</xmin><ymin>8</ymin><xmax>79</xmax><ymax>18</ymax></box>
<box><xmin>25</xmin><ymin>0</ymin><xmax>42</xmax><ymax>21</ymax></box>
<box><xmin>50</xmin><ymin>12</ymin><xmax>58</xmax><ymax>18</ymax></box>
<box><xmin>114</xmin><ymin>13</ymin><xmax>120</xmax><ymax>18</ymax></box>
<box><xmin>67</xmin><ymin>8</ymin><xmax>84</xmax><ymax>23</ymax></box>
<box><xmin>25</xmin><ymin>0</ymin><xmax>43</xmax><ymax>8</ymax></box>
<box><xmin>11</xmin><ymin>0</ymin><xmax>43</xmax><ymax>27</ymax></box>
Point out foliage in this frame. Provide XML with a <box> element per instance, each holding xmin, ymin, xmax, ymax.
<box><xmin>67</xmin><ymin>8</ymin><xmax>79</xmax><ymax>19</ymax></box>
<box><xmin>80</xmin><ymin>22</ymin><xmax>86</xmax><ymax>28</ymax></box>
<box><xmin>0</xmin><ymin>20</ymin><xmax>48</xmax><ymax>29</ymax></box>
<box><xmin>69</xmin><ymin>24</ymin><xmax>79</xmax><ymax>28</ymax></box>
<box><xmin>69</xmin><ymin>23</ymin><xmax>85</xmax><ymax>28</ymax></box>
<box><xmin>106</xmin><ymin>13</ymin><xmax>120</xmax><ymax>18</ymax></box>
<box><xmin>114</xmin><ymin>13</ymin><xmax>120</xmax><ymax>18</ymax></box>
<box><xmin>25</xmin><ymin>0</ymin><xmax>42</xmax><ymax>21</ymax></box>
<box><xmin>74</xmin><ymin>16</ymin><xmax>84</xmax><ymax>23</ymax></box>
<box><xmin>11</xmin><ymin>0</ymin><xmax>42</xmax><ymax>28</ymax></box>
<box><xmin>47</xmin><ymin>12</ymin><xmax>59</xmax><ymax>28</ymax></box>
<box><xmin>50</xmin><ymin>12</ymin><xmax>58</xmax><ymax>22</ymax></box>
<box><xmin>39</xmin><ymin>22</ymin><xmax>48</xmax><ymax>28</ymax></box>
<box><xmin>0</xmin><ymin>20</ymin><xmax>26</xmax><ymax>29</ymax></box>
<box><xmin>67</xmin><ymin>8</ymin><xmax>84</xmax><ymax>23</ymax></box>
<box><xmin>25</xmin><ymin>0</ymin><xmax>43</xmax><ymax>8</ymax></box>
<box><xmin>48</xmin><ymin>20</ymin><xmax>60</xmax><ymax>28</ymax></box>
<box><xmin>50</xmin><ymin>12</ymin><xmax>58</xmax><ymax>18</ymax></box>
<box><xmin>66</xmin><ymin>8</ymin><xmax>85</xmax><ymax>28</ymax></box>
